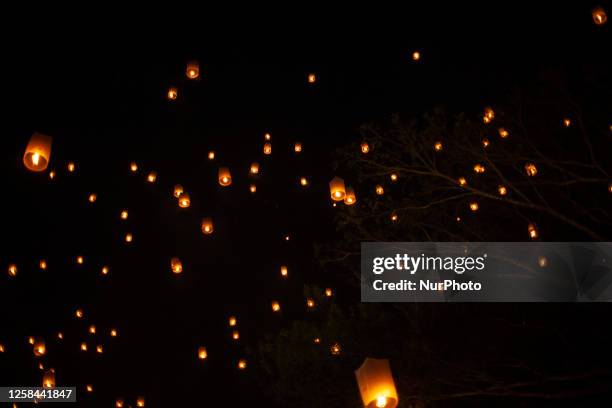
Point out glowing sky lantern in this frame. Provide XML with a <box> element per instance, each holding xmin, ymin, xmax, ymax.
<box><xmin>178</xmin><ymin>192</ymin><xmax>191</xmax><ymax>208</ymax></box>
<box><xmin>186</xmin><ymin>60</ymin><xmax>200</xmax><ymax>79</ymax></box>
<box><xmin>498</xmin><ymin>128</ymin><xmax>509</xmax><ymax>138</ymax></box>
<box><xmin>201</xmin><ymin>218</ymin><xmax>214</xmax><ymax>235</ymax></box>
<box><xmin>250</xmin><ymin>162</ymin><xmax>260</xmax><ymax>175</ymax></box>
<box><xmin>457</xmin><ymin>177</ymin><xmax>467</xmax><ymax>187</ymax></box>
<box><xmin>498</xmin><ymin>185</ymin><xmax>508</xmax><ymax>196</ymax></box>
<box><xmin>33</xmin><ymin>339</ymin><xmax>46</xmax><ymax>357</ymax></box>
<box><xmin>167</xmin><ymin>87</ymin><xmax>178</xmax><ymax>101</ymax></box>
<box><xmin>390</xmin><ymin>174</ymin><xmax>398</xmax><ymax>182</ymax></box>
<box><xmin>67</xmin><ymin>161</ymin><xmax>76</xmax><ymax>172</ymax></box>
<box><xmin>434</xmin><ymin>141</ymin><xmax>443</xmax><ymax>151</ymax></box>
<box><xmin>39</xmin><ymin>259</ymin><xmax>47</xmax><ymax>270</ymax></box>
<box><xmin>232</xmin><ymin>330</ymin><xmax>240</xmax><ymax>340</ymax></box>
<box><xmin>325</xmin><ymin>288</ymin><xmax>333</xmax><ymax>297</ymax></box>
<box><xmin>563</xmin><ymin>118</ymin><xmax>571</xmax><ymax>128</ymax></box>
<box><xmin>173</xmin><ymin>184</ymin><xmax>184</xmax><ymax>198</ymax></box>
<box><xmin>300</xmin><ymin>177</ymin><xmax>309</xmax><ymax>186</ymax></box>
<box><xmin>198</xmin><ymin>346</ymin><xmax>208</xmax><ymax>360</ymax></box>
<box><xmin>306</xmin><ymin>298</ymin><xmax>315</xmax><ymax>309</ymax></box>
<box><xmin>81</xmin><ymin>342</ymin><xmax>88</xmax><ymax>351</ymax></box>
<box><xmin>147</xmin><ymin>171</ymin><xmax>157</xmax><ymax>183</ymax></box>
<box><xmin>375</xmin><ymin>185</ymin><xmax>384</xmax><ymax>195</ymax></box>
<box><xmin>110</xmin><ymin>328</ymin><xmax>118</xmax><ymax>337</ymax></box>
<box><xmin>592</xmin><ymin>6</ymin><xmax>607</xmax><ymax>25</ymax></box>
<box><xmin>125</xmin><ymin>233</ymin><xmax>133</xmax><ymax>243</ymax></box>
<box><xmin>280</xmin><ymin>265</ymin><xmax>288</xmax><ymax>277</ymax></box>
<box><xmin>412</xmin><ymin>51</ymin><xmax>421</xmax><ymax>61</ymax></box>
<box><xmin>229</xmin><ymin>316</ymin><xmax>237</xmax><ymax>327</ymax></box>
<box><xmin>263</xmin><ymin>142</ymin><xmax>272</xmax><ymax>155</ymax></box>
<box><xmin>120</xmin><ymin>210</ymin><xmax>128</xmax><ymax>220</ymax></box>
<box><xmin>307</xmin><ymin>73</ymin><xmax>317</xmax><ymax>84</ymax></box>
<box><xmin>483</xmin><ymin>107</ymin><xmax>495</xmax><ymax>123</ymax></box>
<box><xmin>524</xmin><ymin>162</ymin><xmax>538</xmax><ymax>177</ymax></box>
<box><xmin>137</xmin><ymin>396</ymin><xmax>146</xmax><ymax>407</ymax></box>
<box><xmin>271</xmin><ymin>300</ymin><xmax>281</xmax><ymax>312</ymax></box>
<box><xmin>482</xmin><ymin>138</ymin><xmax>490</xmax><ymax>148</ymax></box>
<box><xmin>294</xmin><ymin>142</ymin><xmax>302</xmax><ymax>152</ymax></box>
<box><xmin>218</xmin><ymin>167</ymin><xmax>232</xmax><ymax>186</ymax></box>
<box><xmin>96</xmin><ymin>345</ymin><xmax>103</xmax><ymax>354</ymax></box>
<box><xmin>238</xmin><ymin>359</ymin><xmax>247</xmax><ymax>370</ymax></box>
<box><xmin>23</xmin><ymin>132</ymin><xmax>52</xmax><ymax>172</ymax></box>
<box><xmin>8</xmin><ymin>264</ymin><xmax>18</xmax><ymax>277</ymax></box>
<box><xmin>89</xmin><ymin>325</ymin><xmax>96</xmax><ymax>335</ymax></box>
<box><xmin>361</xmin><ymin>142</ymin><xmax>370</xmax><ymax>153</ymax></box>
<box><xmin>130</xmin><ymin>162</ymin><xmax>138</xmax><ymax>172</ymax></box>
<box><xmin>264</xmin><ymin>132</ymin><xmax>271</xmax><ymax>141</ymax></box>
<box><xmin>331</xmin><ymin>342</ymin><xmax>341</xmax><ymax>355</ymax></box>
<box><xmin>528</xmin><ymin>223</ymin><xmax>539</xmax><ymax>239</ymax></box>
<box><xmin>355</xmin><ymin>358</ymin><xmax>399</xmax><ymax>408</ymax></box>
<box><xmin>170</xmin><ymin>257</ymin><xmax>183</xmax><ymax>274</ymax></box>
<box><xmin>473</xmin><ymin>164</ymin><xmax>485</xmax><ymax>174</ymax></box>
<box><xmin>208</xmin><ymin>151</ymin><xmax>215</xmax><ymax>160</ymax></box>
<box><xmin>344</xmin><ymin>186</ymin><xmax>357</xmax><ymax>205</ymax></box>
<box><xmin>76</xmin><ymin>255</ymin><xmax>84</xmax><ymax>265</ymax></box>
<box><xmin>249</xmin><ymin>184</ymin><xmax>257</xmax><ymax>193</ymax></box>
<box><xmin>42</xmin><ymin>369</ymin><xmax>56</xmax><ymax>388</ymax></box>
<box><xmin>329</xmin><ymin>177</ymin><xmax>346</xmax><ymax>201</ymax></box>
<box><xmin>75</xmin><ymin>308</ymin><xmax>84</xmax><ymax>319</ymax></box>
<box><xmin>86</xmin><ymin>384</ymin><xmax>93</xmax><ymax>393</ymax></box>
<box><xmin>116</xmin><ymin>399</ymin><xmax>124</xmax><ymax>408</ymax></box>
<box><xmin>469</xmin><ymin>201</ymin><xmax>479</xmax><ymax>212</ymax></box>
<box><xmin>0</xmin><ymin>344</ymin><xmax>5</xmax><ymax>352</ymax></box>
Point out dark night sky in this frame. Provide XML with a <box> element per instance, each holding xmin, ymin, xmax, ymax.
<box><xmin>1</xmin><ymin>3</ymin><xmax>611</xmax><ymax>407</ymax></box>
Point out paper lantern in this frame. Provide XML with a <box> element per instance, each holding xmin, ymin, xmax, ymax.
<box><xmin>250</xmin><ymin>162</ymin><xmax>260</xmax><ymax>175</ymax></box>
<box><xmin>80</xmin><ymin>342</ymin><xmax>88</xmax><ymax>351</ymax></box>
<box><xmin>482</xmin><ymin>138</ymin><xmax>490</xmax><ymax>148</ymax></box>
<box><xmin>271</xmin><ymin>300</ymin><xmax>281</xmax><ymax>312</ymax></box>
<box><xmin>263</xmin><ymin>142</ymin><xmax>272</xmax><ymax>155</ymax></box>
<box><xmin>238</xmin><ymin>359</ymin><xmax>247</xmax><ymax>370</ymax></box>
<box><xmin>524</xmin><ymin>163</ymin><xmax>538</xmax><ymax>177</ymax></box>
<box><xmin>49</xmin><ymin>170</ymin><xmax>56</xmax><ymax>180</ymax></box>
<box><xmin>167</xmin><ymin>87</ymin><xmax>178</xmax><ymax>100</ymax></box>
<box><xmin>325</xmin><ymin>288</ymin><xmax>333</xmax><ymax>297</ymax></box>
<box><xmin>434</xmin><ymin>141</ymin><xmax>443</xmax><ymax>151</ymax></box>
<box><xmin>412</xmin><ymin>51</ymin><xmax>421</xmax><ymax>61</ymax></box>
<box><xmin>498</xmin><ymin>185</ymin><xmax>507</xmax><ymax>196</ymax></box>
<box><xmin>390</xmin><ymin>174</ymin><xmax>398</xmax><ymax>182</ymax></box>
<box><xmin>125</xmin><ymin>233</ymin><xmax>133</xmax><ymax>243</ymax></box>
<box><xmin>232</xmin><ymin>330</ymin><xmax>240</xmax><ymax>340</ymax></box>
<box><xmin>355</xmin><ymin>358</ymin><xmax>399</xmax><ymax>408</ymax></box>
<box><xmin>23</xmin><ymin>132</ymin><xmax>52</xmax><ymax>172</ymax></box>
<box><xmin>264</xmin><ymin>132</ymin><xmax>271</xmax><ymax>141</ymax></box>
<box><xmin>0</xmin><ymin>344</ymin><xmax>5</xmax><ymax>353</ymax></box>
<box><xmin>39</xmin><ymin>260</ymin><xmax>47</xmax><ymax>270</ymax></box>
<box><xmin>294</xmin><ymin>142</ymin><xmax>302</xmax><ymax>152</ymax></box>
<box><xmin>483</xmin><ymin>107</ymin><xmax>495</xmax><ymax>123</ymax></box>
<box><xmin>249</xmin><ymin>184</ymin><xmax>257</xmax><ymax>193</ymax></box>
<box><xmin>42</xmin><ymin>369</ymin><xmax>56</xmax><ymax>388</ymax></box>
<box><xmin>229</xmin><ymin>316</ymin><xmax>237</xmax><ymax>327</ymax></box>
<box><xmin>538</xmin><ymin>256</ymin><xmax>548</xmax><ymax>268</ymax></box>
<box><xmin>528</xmin><ymin>223</ymin><xmax>538</xmax><ymax>239</ymax></box>
<box><xmin>329</xmin><ymin>177</ymin><xmax>346</xmax><ymax>201</ymax></box>
<box><xmin>307</xmin><ymin>73</ymin><xmax>317</xmax><ymax>84</ymax></box>
<box><xmin>457</xmin><ymin>177</ymin><xmax>467</xmax><ymax>187</ymax></box>
<box><xmin>306</xmin><ymin>298</ymin><xmax>315</xmax><ymax>309</ymax></box>
<box><xmin>170</xmin><ymin>258</ymin><xmax>183</xmax><ymax>274</ymax></box>
<box><xmin>57</xmin><ymin>332</ymin><xmax>64</xmax><ymax>340</ymax></box>
<box><xmin>186</xmin><ymin>60</ymin><xmax>200</xmax><ymax>79</ymax></box>
<box><xmin>130</xmin><ymin>162</ymin><xmax>138</xmax><ymax>172</ymax></box>
<box><xmin>284</xmin><ymin>235</ymin><xmax>290</xmax><ymax>241</ymax></box>
<box><xmin>147</xmin><ymin>171</ymin><xmax>157</xmax><ymax>183</ymax></box>
<box><xmin>313</xmin><ymin>337</ymin><xmax>321</xmax><ymax>344</ymax></box>
<box><xmin>86</xmin><ymin>384</ymin><xmax>93</xmax><ymax>393</ymax></box>
<box><xmin>96</xmin><ymin>345</ymin><xmax>103</xmax><ymax>354</ymax></box>
<box><xmin>198</xmin><ymin>346</ymin><xmax>208</xmax><ymax>360</ymax></box>
<box><xmin>120</xmin><ymin>210</ymin><xmax>128</xmax><ymax>220</ymax></box>
<box><xmin>473</xmin><ymin>164</ymin><xmax>485</xmax><ymax>174</ymax></box>
<box><xmin>116</xmin><ymin>399</ymin><xmax>124</xmax><ymax>408</ymax></box>
<box><xmin>218</xmin><ymin>167</ymin><xmax>232</xmax><ymax>186</ymax></box>
<box><xmin>300</xmin><ymin>177</ymin><xmax>309</xmax><ymax>186</ymax></box>
<box><xmin>330</xmin><ymin>342</ymin><xmax>341</xmax><ymax>355</ymax></box>
<box><xmin>137</xmin><ymin>397</ymin><xmax>145</xmax><ymax>407</ymax></box>
<box><xmin>469</xmin><ymin>202</ymin><xmax>479</xmax><ymax>212</ymax></box>
<box><xmin>375</xmin><ymin>185</ymin><xmax>384</xmax><ymax>195</ymax></box>
<box><xmin>361</xmin><ymin>142</ymin><xmax>370</xmax><ymax>154</ymax></box>
<box><xmin>201</xmin><ymin>218</ymin><xmax>214</xmax><ymax>234</ymax></box>
<box><xmin>344</xmin><ymin>187</ymin><xmax>357</xmax><ymax>205</ymax></box>
<box><xmin>8</xmin><ymin>264</ymin><xmax>17</xmax><ymax>276</ymax></box>
<box><xmin>608</xmin><ymin>182</ymin><xmax>612</xmax><ymax>193</ymax></box>
<box><xmin>390</xmin><ymin>212</ymin><xmax>398</xmax><ymax>222</ymax></box>
<box><xmin>76</xmin><ymin>255</ymin><xmax>84</xmax><ymax>265</ymax></box>
<box><xmin>208</xmin><ymin>151</ymin><xmax>215</xmax><ymax>160</ymax></box>
<box><xmin>498</xmin><ymin>128</ymin><xmax>509</xmax><ymax>138</ymax></box>
<box><xmin>67</xmin><ymin>162</ymin><xmax>76</xmax><ymax>172</ymax></box>
<box><xmin>593</xmin><ymin>7</ymin><xmax>607</xmax><ymax>25</ymax></box>
<box><xmin>174</xmin><ymin>184</ymin><xmax>184</xmax><ymax>198</ymax></box>
<box><xmin>75</xmin><ymin>308</ymin><xmax>84</xmax><ymax>319</ymax></box>
<box><xmin>28</xmin><ymin>336</ymin><xmax>35</xmax><ymax>344</ymax></box>
<box><xmin>33</xmin><ymin>339</ymin><xmax>46</xmax><ymax>357</ymax></box>
<box><xmin>178</xmin><ymin>192</ymin><xmax>191</xmax><ymax>208</ymax></box>
<box><xmin>110</xmin><ymin>328</ymin><xmax>118</xmax><ymax>337</ymax></box>
<box><xmin>89</xmin><ymin>325</ymin><xmax>96</xmax><ymax>335</ymax></box>
<box><xmin>280</xmin><ymin>265</ymin><xmax>288</xmax><ymax>277</ymax></box>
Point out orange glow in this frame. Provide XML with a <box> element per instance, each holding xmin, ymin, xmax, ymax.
<box><xmin>390</xmin><ymin>212</ymin><xmax>398</xmax><ymax>222</ymax></box>
<box><xmin>125</xmin><ymin>233</ymin><xmax>133</xmax><ymax>243</ymax></box>
<box><xmin>178</xmin><ymin>192</ymin><xmax>191</xmax><ymax>208</ymax></box>
<box><xmin>563</xmin><ymin>118</ymin><xmax>571</xmax><ymax>128</ymax></box>
<box><xmin>57</xmin><ymin>332</ymin><xmax>64</xmax><ymax>340</ymax></box>
<box><xmin>469</xmin><ymin>202</ymin><xmax>479</xmax><ymax>212</ymax></box>
<box><xmin>313</xmin><ymin>337</ymin><xmax>321</xmax><ymax>344</ymax></box>
<box><xmin>75</xmin><ymin>308</ymin><xmax>84</xmax><ymax>318</ymax></box>
<box><xmin>116</xmin><ymin>399</ymin><xmax>124</xmax><ymax>408</ymax></box>
<box><xmin>8</xmin><ymin>264</ymin><xmax>17</xmax><ymax>277</ymax></box>
<box><xmin>0</xmin><ymin>344</ymin><xmax>6</xmax><ymax>352</ymax></box>
<box><xmin>528</xmin><ymin>223</ymin><xmax>538</xmax><ymax>239</ymax></box>
<box><xmin>86</xmin><ymin>384</ymin><xmax>93</xmax><ymax>393</ymax></box>
<box><xmin>249</xmin><ymin>184</ymin><xmax>257</xmax><ymax>193</ymax></box>
<box><xmin>76</xmin><ymin>255</ymin><xmax>84</xmax><ymax>265</ymax></box>
<box><xmin>208</xmin><ymin>151</ymin><xmax>215</xmax><ymax>160</ymax></box>
<box><xmin>271</xmin><ymin>300</ymin><xmax>281</xmax><ymax>312</ymax></box>
<box><xmin>232</xmin><ymin>330</ymin><xmax>240</xmax><ymax>340</ymax></box>
<box><xmin>198</xmin><ymin>346</ymin><xmax>208</xmax><ymax>360</ymax></box>
<box><xmin>361</xmin><ymin>142</ymin><xmax>370</xmax><ymax>153</ymax></box>
<box><xmin>483</xmin><ymin>107</ymin><xmax>495</xmax><ymax>123</ymax></box>
<box><xmin>96</xmin><ymin>345</ymin><xmax>103</xmax><ymax>354</ymax></box>
<box><xmin>280</xmin><ymin>265</ymin><xmax>288</xmax><ymax>277</ymax></box>
<box><xmin>524</xmin><ymin>163</ymin><xmax>538</xmax><ymax>177</ymax></box>
<box><xmin>39</xmin><ymin>259</ymin><xmax>47</xmax><ymax>270</ymax></box>
<box><xmin>390</xmin><ymin>173</ymin><xmax>398</xmax><ymax>182</ymax></box>
<box><xmin>482</xmin><ymin>138</ymin><xmax>490</xmax><ymax>148</ymax></box>
<box><xmin>592</xmin><ymin>6</ymin><xmax>607</xmax><ymax>25</ymax></box>
<box><xmin>412</xmin><ymin>51</ymin><xmax>421</xmax><ymax>61</ymax></box>
<box><xmin>238</xmin><ymin>359</ymin><xmax>247</xmax><ymax>370</ymax></box>
<box><xmin>170</xmin><ymin>257</ymin><xmax>183</xmax><ymax>274</ymax></box>
<box><xmin>473</xmin><ymin>164</ymin><xmax>485</xmax><ymax>174</ymax></box>
<box><xmin>49</xmin><ymin>170</ymin><xmax>56</xmax><ymax>180</ymax></box>
<box><xmin>300</xmin><ymin>177</ymin><xmax>309</xmax><ymax>186</ymax></box>
<box><xmin>325</xmin><ymin>288</ymin><xmax>333</xmax><ymax>297</ymax></box>
<box><xmin>498</xmin><ymin>128</ymin><xmax>509</xmax><ymax>138</ymax></box>
<box><xmin>307</xmin><ymin>73</ymin><xmax>317</xmax><ymax>83</ymax></box>
<box><xmin>23</xmin><ymin>132</ymin><xmax>52</xmax><ymax>172</ymax></box>
<box><xmin>306</xmin><ymin>298</ymin><xmax>315</xmax><ymax>309</ymax></box>
<box><xmin>329</xmin><ymin>177</ymin><xmax>346</xmax><ymax>201</ymax></box>
<box><xmin>331</xmin><ymin>342</ymin><xmax>341</xmax><ymax>355</ymax></box>
<box><xmin>201</xmin><ymin>218</ymin><xmax>214</xmax><ymax>235</ymax></box>
<box><xmin>375</xmin><ymin>185</ymin><xmax>385</xmax><ymax>195</ymax></box>
<box><xmin>458</xmin><ymin>177</ymin><xmax>467</xmax><ymax>187</ymax></box>
<box><xmin>538</xmin><ymin>256</ymin><xmax>548</xmax><ymax>268</ymax></box>
<box><xmin>498</xmin><ymin>185</ymin><xmax>508</xmax><ymax>196</ymax></box>
<box><xmin>434</xmin><ymin>141</ymin><xmax>443</xmax><ymax>151</ymax></box>
<box><xmin>167</xmin><ymin>87</ymin><xmax>178</xmax><ymax>100</ymax></box>
<box><xmin>120</xmin><ymin>210</ymin><xmax>128</xmax><ymax>220</ymax></box>
<box><xmin>80</xmin><ymin>342</ymin><xmax>88</xmax><ymax>352</ymax></box>
<box><xmin>110</xmin><ymin>328</ymin><xmax>118</xmax><ymax>337</ymax></box>
<box><xmin>218</xmin><ymin>167</ymin><xmax>232</xmax><ymax>186</ymax></box>
<box><xmin>89</xmin><ymin>325</ymin><xmax>96</xmax><ymax>335</ymax></box>
<box><xmin>42</xmin><ymin>369</ymin><xmax>56</xmax><ymax>388</ymax></box>
<box><xmin>344</xmin><ymin>186</ymin><xmax>357</xmax><ymax>205</ymax></box>
<box><xmin>130</xmin><ymin>162</ymin><xmax>138</xmax><ymax>172</ymax></box>
<box><xmin>173</xmin><ymin>184</ymin><xmax>184</xmax><ymax>198</ymax></box>
<box><xmin>250</xmin><ymin>162</ymin><xmax>260</xmax><ymax>175</ymax></box>
<box><xmin>186</xmin><ymin>60</ymin><xmax>200</xmax><ymax>79</ymax></box>
<box><xmin>263</xmin><ymin>142</ymin><xmax>272</xmax><ymax>155</ymax></box>
<box><xmin>67</xmin><ymin>162</ymin><xmax>76</xmax><ymax>172</ymax></box>
<box><xmin>147</xmin><ymin>171</ymin><xmax>157</xmax><ymax>183</ymax></box>
<box><xmin>229</xmin><ymin>316</ymin><xmax>237</xmax><ymax>327</ymax></box>
<box><xmin>264</xmin><ymin>132</ymin><xmax>271</xmax><ymax>141</ymax></box>
<box><xmin>33</xmin><ymin>339</ymin><xmax>46</xmax><ymax>357</ymax></box>
<box><xmin>137</xmin><ymin>397</ymin><xmax>145</xmax><ymax>407</ymax></box>
<box><xmin>355</xmin><ymin>358</ymin><xmax>399</xmax><ymax>408</ymax></box>
<box><xmin>294</xmin><ymin>142</ymin><xmax>302</xmax><ymax>152</ymax></box>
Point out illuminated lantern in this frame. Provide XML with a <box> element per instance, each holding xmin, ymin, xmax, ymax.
<box><xmin>375</xmin><ymin>185</ymin><xmax>384</xmax><ymax>195</ymax></box>
<box><xmin>313</xmin><ymin>337</ymin><xmax>321</xmax><ymax>344</ymax></box>
<box><xmin>96</xmin><ymin>345</ymin><xmax>103</xmax><ymax>354</ymax></box>
<box><xmin>76</xmin><ymin>255</ymin><xmax>84</xmax><ymax>265</ymax></box>
<box><xmin>110</xmin><ymin>328</ymin><xmax>118</xmax><ymax>337</ymax></box>
<box><xmin>89</xmin><ymin>325</ymin><xmax>96</xmax><ymax>335</ymax></box>
<box><xmin>538</xmin><ymin>256</ymin><xmax>548</xmax><ymax>268</ymax></box>
<box><xmin>28</xmin><ymin>336</ymin><xmax>35</xmax><ymax>344</ymax></box>
<box><xmin>125</xmin><ymin>233</ymin><xmax>133</xmax><ymax>243</ymax></box>
<box><xmin>238</xmin><ymin>359</ymin><xmax>247</xmax><ymax>370</ymax></box>
<box><xmin>39</xmin><ymin>260</ymin><xmax>47</xmax><ymax>270</ymax></box>
<box><xmin>524</xmin><ymin>163</ymin><xmax>538</xmax><ymax>177</ymax></box>
<box><xmin>229</xmin><ymin>316</ymin><xmax>237</xmax><ymax>327</ymax></box>
<box><xmin>344</xmin><ymin>187</ymin><xmax>357</xmax><ymax>205</ymax></box>
<box><xmin>294</xmin><ymin>142</ymin><xmax>302</xmax><ymax>152</ymax></box>
<box><xmin>263</xmin><ymin>142</ymin><xmax>272</xmax><ymax>155</ymax></box>
<box><xmin>120</xmin><ymin>210</ymin><xmax>128</xmax><ymax>220</ymax></box>
<box><xmin>280</xmin><ymin>265</ymin><xmax>288</xmax><ymax>277</ymax></box>
<box><xmin>457</xmin><ymin>177</ymin><xmax>467</xmax><ymax>187</ymax></box>
<box><xmin>482</xmin><ymin>138</ymin><xmax>490</xmax><ymax>148</ymax></box>
<box><xmin>170</xmin><ymin>258</ymin><xmax>183</xmax><ymax>274</ymax></box>
<box><xmin>147</xmin><ymin>171</ymin><xmax>157</xmax><ymax>183</ymax></box>
<box><xmin>563</xmin><ymin>118</ymin><xmax>571</xmax><ymax>128</ymax></box>
<box><xmin>201</xmin><ymin>218</ymin><xmax>214</xmax><ymax>234</ymax></box>
<box><xmin>264</xmin><ymin>132</ymin><xmax>271</xmax><ymax>141</ymax></box>
<box><xmin>167</xmin><ymin>87</ymin><xmax>178</xmax><ymax>100</ymax></box>
<box><xmin>469</xmin><ymin>202</ymin><xmax>479</xmax><ymax>212</ymax></box>
<box><xmin>284</xmin><ymin>235</ymin><xmax>290</xmax><ymax>241</ymax></box>
<box><xmin>186</xmin><ymin>60</ymin><xmax>200</xmax><ymax>79</ymax></box>
<box><xmin>80</xmin><ymin>342</ymin><xmax>88</xmax><ymax>352</ymax></box>
<box><xmin>412</xmin><ymin>51</ymin><xmax>421</xmax><ymax>61</ymax></box>
<box><xmin>75</xmin><ymin>308</ymin><xmax>84</xmax><ymax>319</ymax></box>
<box><xmin>101</xmin><ymin>266</ymin><xmax>109</xmax><ymax>276</ymax></box>
<box><xmin>361</xmin><ymin>142</ymin><xmax>370</xmax><ymax>153</ymax></box>
<box><xmin>329</xmin><ymin>177</ymin><xmax>346</xmax><ymax>201</ymax></box>
<box><xmin>307</xmin><ymin>73</ymin><xmax>317</xmax><ymax>84</ymax></box>
<box><xmin>498</xmin><ymin>128</ymin><xmax>509</xmax><ymax>138</ymax></box>
<box><xmin>250</xmin><ymin>162</ymin><xmax>260</xmax><ymax>175</ymax></box>
<box><xmin>232</xmin><ymin>330</ymin><xmax>240</xmax><ymax>340</ymax></box>
<box><xmin>218</xmin><ymin>167</ymin><xmax>232</xmax><ymax>186</ymax></box>
<box><xmin>271</xmin><ymin>300</ymin><xmax>281</xmax><ymax>312</ymax></box>
<box><xmin>198</xmin><ymin>346</ymin><xmax>208</xmax><ymax>360</ymax></box>
<box><xmin>178</xmin><ymin>192</ymin><xmax>191</xmax><ymax>208</ymax></box>
<box><xmin>390</xmin><ymin>212</ymin><xmax>398</xmax><ymax>222</ymax></box>
<box><xmin>355</xmin><ymin>358</ymin><xmax>399</xmax><ymax>408</ymax></box>
<box><xmin>473</xmin><ymin>164</ymin><xmax>485</xmax><ymax>174</ymax></box>
<box><xmin>528</xmin><ymin>223</ymin><xmax>538</xmax><ymax>239</ymax></box>
<box><xmin>42</xmin><ymin>369</ymin><xmax>55</xmax><ymax>388</ymax></box>
<box><xmin>57</xmin><ymin>332</ymin><xmax>64</xmax><ymax>340</ymax></box>
<box><xmin>130</xmin><ymin>162</ymin><xmax>138</xmax><ymax>172</ymax></box>
<box><xmin>608</xmin><ymin>182</ymin><xmax>612</xmax><ymax>193</ymax></box>
<box><xmin>116</xmin><ymin>399</ymin><xmax>124</xmax><ymax>408</ymax></box>
<box><xmin>390</xmin><ymin>173</ymin><xmax>398</xmax><ymax>182</ymax></box>
<box><xmin>300</xmin><ymin>177</ymin><xmax>309</xmax><ymax>186</ymax></box>
<box><xmin>33</xmin><ymin>339</ymin><xmax>46</xmax><ymax>357</ymax></box>
<box><xmin>434</xmin><ymin>141</ymin><xmax>443</xmax><ymax>151</ymax></box>
<box><xmin>174</xmin><ymin>184</ymin><xmax>184</xmax><ymax>198</ymax></box>
<box><xmin>8</xmin><ymin>264</ymin><xmax>17</xmax><ymax>276</ymax></box>
<box><xmin>498</xmin><ymin>185</ymin><xmax>507</xmax><ymax>196</ymax></box>
<box><xmin>0</xmin><ymin>344</ymin><xmax>6</xmax><ymax>352</ymax></box>
<box><xmin>208</xmin><ymin>151</ymin><xmax>215</xmax><ymax>160</ymax></box>
<box><xmin>49</xmin><ymin>170</ymin><xmax>56</xmax><ymax>180</ymax></box>
<box><xmin>86</xmin><ymin>384</ymin><xmax>93</xmax><ymax>393</ymax></box>
<box><xmin>330</xmin><ymin>342</ymin><xmax>341</xmax><ymax>355</ymax></box>
<box><xmin>249</xmin><ymin>184</ymin><xmax>257</xmax><ymax>193</ymax></box>
<box><xmin>67</xmin><ymin>162</ymin><xmax>76</xmax><ymax>172</ymax></box>
<box><xmin>306</xmin><ymin>298</ymin><xmax>315</xmax><ymax>309</ymax></box>
<box><xmin>325</xmin><ymin>288</ymin><xmax>333</xmax><ymax>297</ymax></box>
<box><xmin>137</xmin><ymin>397</ymin><xmax>145</xmax><ymax>407</ymax></box>
<box><xmin>483</xmin><ymin>107</ymin><xmax>495</xmax><ymax>123</ymax></box>
<box><xmin>23</xmin><ymin>133</ymin><xmax>52</xmax><ymax>172</ymax></box>
<box><xmin>39</xmin><ymin>362</ymin><xmax>45</xmax><ymax>370</ymax></box>
<box><xmin>456</xmin><ymin>216</ymin><xmax>461</xmax><ymax>222</ymax></box>
<box><xmin>593</xmin><ymin>7</ymin><xmax>607</xmax><ymax>25</ymax></box>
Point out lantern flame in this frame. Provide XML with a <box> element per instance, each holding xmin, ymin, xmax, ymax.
<box><xmin>24</xmin><ymin>133</ymin><xmax>52</xmax><ymax>172</ymax></box>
